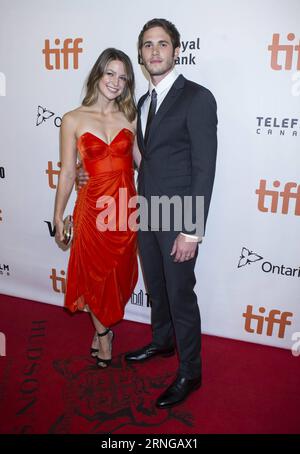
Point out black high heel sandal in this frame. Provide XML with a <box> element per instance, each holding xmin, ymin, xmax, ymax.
<box><xmin>96</xmin><ymin>328</ymin><xmax>114</xmax><ymax>368</ymax></box>
<box><xmin>90</xmin><ymin>331</ymin><xmax>99</xmax><ymax>358</ymax></box>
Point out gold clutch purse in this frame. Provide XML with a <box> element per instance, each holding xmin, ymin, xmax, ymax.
<box><xmin>62</xmin><ymin>215</ymin><xmax>73</xmax><ymax>246</ymax></box>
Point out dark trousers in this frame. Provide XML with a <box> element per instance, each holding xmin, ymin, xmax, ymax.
<box><xmin>138</xmin><ymin>228</ymin><xmax>201</xmax><ymax>379</ymax></box>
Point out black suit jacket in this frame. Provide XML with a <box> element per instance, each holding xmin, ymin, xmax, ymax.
<box><xmin>137</xmin><ymin>74</ymin><xmax>217</xmax><ymax>235</ymax></box>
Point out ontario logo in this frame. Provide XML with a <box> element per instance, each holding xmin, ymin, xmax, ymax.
<box><xmin>238</xmin><ymin>247</ymin><xmax>300</xmax><ymax>278</ymax></box>
<box><xmin>36</xmin><ymin>106</ymin><xmax>61</xmax><ymax>128</ymax></box>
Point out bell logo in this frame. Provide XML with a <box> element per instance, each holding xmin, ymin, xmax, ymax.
<box><xmin>46</xmin><ymin>161</ymin><xmax>61</xmax><ymax>189</ymax></box>
<box><xmin>243</xmin><ymin>305</ymin><xmax>293</xmax><ymax>339</ymax></box>
<box><xmin>268</xmin><ymin>33</ymin><xmax>300</xmax><ymax>70</ymax></box>
<box><xmin>256</xmin><ymin>180</ymin><xmax>300</xmax><ymax>215</ymax></box>
<box><xmin>50</xmin><ymin>268</ymin><xmax>66</xmax><ymax>293</ymax></box>
<box><xmin>42</xmin><ymin>38</ymin><xmax>83</xmax><ymax>70</ymax></box>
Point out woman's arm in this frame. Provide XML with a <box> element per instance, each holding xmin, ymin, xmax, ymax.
<box><xmin>132</xmin><ymin>135</ymin><xmax>141</xmax><ymax>169</ymax></box>
<box><xmin>54</xmin><ymin>112</ymin><xmax>78</xmax><ymax>242</ymax></box>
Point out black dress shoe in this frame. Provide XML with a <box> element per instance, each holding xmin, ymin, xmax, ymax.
<box><xmin>125</xmin><ymin>343</ymin><xmax>175</xmax><ymax>362</ymax></box>
<box><xmin>156</xmin><ymin>375</ymin><xmax>201</xmax><ymax>409</ymax></box>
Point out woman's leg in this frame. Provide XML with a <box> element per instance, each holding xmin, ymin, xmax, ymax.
<box><xmin>90</xmin><ymin>311</ymin><xmax>113</xmax><ymax>367</ymax></box>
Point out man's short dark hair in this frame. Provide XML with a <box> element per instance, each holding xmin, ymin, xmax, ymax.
<box><xmin>138</xmin><ymin>18</ymin><xmax>181</xmax><ymax>51</ymax></box>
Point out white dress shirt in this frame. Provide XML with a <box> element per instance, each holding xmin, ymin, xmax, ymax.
<box><xmin>141</xmin><ymin>68</ymin><xmax>179</xmax><ymax>135</ymax></box>
<box><xmin>140</xmin><ymin>68</ymin><xmax>201</xmax><ymax>242</ymax></box>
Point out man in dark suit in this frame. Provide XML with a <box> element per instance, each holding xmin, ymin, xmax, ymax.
<box><xmin>125</xmin><ymin>18</ymin><xmax>218</xmax><ymax>409</ymax></box>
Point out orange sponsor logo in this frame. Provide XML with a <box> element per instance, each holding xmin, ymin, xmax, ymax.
<box><xmin>256</xmin><ymin>179</ymin><xmax>300</xmax><ymax>215</ymax></box>
<box><xmin>42</xmin><ymin>38</ymin><xmax>83</xmax><ymax>70</ymax></box>
<box><xmin>46</xmin><ymin>161</ymin><xmax>61</xmax><ymax>189</ymax></box>
<box><xmin>50</xmin><ymin>268</ymin><xmax>66</xmax><ymax>293</ymax></box>
<box><xmin>268</xmin><ymin>33</ymin><xmax>300</xmax><ymax>70</ymax></box>
<box><xmin>243</xmin><ymin>305</ymin><xmax>293</xmax><ymax>339</ymax></box>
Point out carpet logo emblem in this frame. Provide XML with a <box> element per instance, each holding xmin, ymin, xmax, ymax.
<box><xmin>50</xmin><ymin>355</ymin><xmax>194</xmax><ymax>433</ymax></box>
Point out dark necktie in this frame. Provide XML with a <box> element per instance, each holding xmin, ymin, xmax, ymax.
<box><xmin>144</xmin><ymin>89</ymin><xmax>157</xmax><ymax>145</ymax></box>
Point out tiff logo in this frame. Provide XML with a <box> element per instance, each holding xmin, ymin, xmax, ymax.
<box><xmin>50</xmin><ymin>268</ymin><xmax>66</xmax><ymax>293</ymax></box>
<box><xmin>0</xmin><ymin>72</ymin><xmax>6</xmax><ymax>96</ymax></box>
<box><xmin>46</xmin><ymin>161</ymin><xmax>61</xmax><ymax>189</ymax></box>
<box><xmin>0</xmin><ymin>332</ymin><xmax>6</xmax><ymax>356</ymax></box>
<box><xmin>256</xmin><ymin>180</ymin><xmax>300</xmax><ymax>215</ymax></box>
<box><xmin>268</xmin><ymin>33</ymin><xmax>300</xmax><ymax>70</ymax></box>
<box><xmin>42</xmin><ymin>38</ymin><xmax>83</xmax><ymax>70</ymax></box>
<box><xmin>243</xmin><ymin>305</ymin><xmax>293</xmax><ymax>339</ymax></box>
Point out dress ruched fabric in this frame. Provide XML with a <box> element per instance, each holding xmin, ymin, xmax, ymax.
<box><xmin>65</xmin><ymin>128</ymin><xmax>138</xmax><ymax>326</ymax></box>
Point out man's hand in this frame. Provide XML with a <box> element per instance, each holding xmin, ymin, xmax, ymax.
<box><xmin>76</xmin><ymin>162</ymin><xmax>90</xmax><ymax>189</ymax></box>
<box><xmin>170</xmin><ymin>233</ymin><xmax>199</xmax><ymax>263</ymax></box>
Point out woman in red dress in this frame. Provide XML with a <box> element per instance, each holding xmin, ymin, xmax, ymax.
<box><xmin>54</xmin><ymin>48</ymin><xmax>140</xmax><ymax>368</ymax></box>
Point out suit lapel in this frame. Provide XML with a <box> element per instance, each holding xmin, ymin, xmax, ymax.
<box><xmin>137</xmin><ymin>92</ymin><xmax>148</xmax><ymax>154</ymax></box>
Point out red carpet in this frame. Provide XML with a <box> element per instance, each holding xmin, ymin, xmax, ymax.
<box><xmin>0</xmin><ymin>294</ymin><xmax>299</xmax><ymax>434</ymax></box>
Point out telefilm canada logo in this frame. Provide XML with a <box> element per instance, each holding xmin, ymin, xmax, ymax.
<box><xmin>36</xmin><ymin>106</ymin><xmax>61</xmax><ymax>128</ymax></box>
<box><xmin>255</xmin><ymin>116</ymin><xmax>299</xmax><ymax>137</ymax></box>
<box><xmin>238</xmin><ymin>247</ymin><xmax>300</xmax><ymax>278</ymax></box>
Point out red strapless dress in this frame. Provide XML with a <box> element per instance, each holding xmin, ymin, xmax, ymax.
<box><xmin>64</xmin><ymin>128</ymin><xmax>138</xmax><ymax>326</ymax></box>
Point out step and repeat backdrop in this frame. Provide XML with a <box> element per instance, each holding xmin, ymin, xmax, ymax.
<box><xmin>0</xmin><ymin>0</ymin><xmax>299</xmax><ymax>351</ymax></box>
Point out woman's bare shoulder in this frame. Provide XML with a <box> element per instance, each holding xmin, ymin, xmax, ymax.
<box><xmin>62</xmin><ymin>106</ymin><xmax>86</xmax><ymax>121</ymax></box>
<box><xmin>61</xmin><ymin>106</ymin><xmax>90</xmax><ymax>130</ymax></box>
